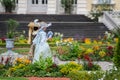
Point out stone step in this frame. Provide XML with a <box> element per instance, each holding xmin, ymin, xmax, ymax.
<box><xmin>0</xmin><ymin>22</ymin><xmax>108</xmax><ymax>39</ymax></box>
<box><xmin>0</xmin><ymin>14</ymin><xmax>93</xmax><ymax>22</ymax></box>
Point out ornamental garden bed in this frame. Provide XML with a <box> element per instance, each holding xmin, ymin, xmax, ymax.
<box><xmin>0</xmin><ymin>32</ymin><xmax>120</xmax><ymax>80</ymax></box>
<box><xmin>27</xmin><ymin>77</ymin><xmax>70</xmax><ymax>80</ymax></box>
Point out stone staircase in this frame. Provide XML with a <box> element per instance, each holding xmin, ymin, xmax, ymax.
<box><xmin>0</xmin><ymin>14</ymin><xmax>108</xmax><ymax>39</ymax></box>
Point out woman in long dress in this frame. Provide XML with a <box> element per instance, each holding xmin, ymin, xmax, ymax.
<box><xmin>29</xmin><ymin>21</ymin><xmax>52</xmax><ymax>63</ymax></box>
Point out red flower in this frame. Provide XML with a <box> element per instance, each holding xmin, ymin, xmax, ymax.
<box><xmin>107</xmin><ymin>46</ymin><xmax>113</xmax><ymax>50</ymax></box>
<box><xmin>0</xmin><ymin>37</ymin><xmax>6</xmax><ymax>42</ymax></box>
<box><xmin>84</xmin><ymin>55</ymin><xmax>91</xmax><ymax>62</ymax></box>
<box><xmin>1</xmin><ymin>57</ymin><xmax>3</xmax><ymax>62</ymax></box>
<box><xmin>5</xmin><ymin>57</ymin><xmax>9</xmax><ymax>64</ymax></box>
<box><xmin>88</xmin><ymin>62</ymin><xmax>93</xmax><ymax>67</ymax></box>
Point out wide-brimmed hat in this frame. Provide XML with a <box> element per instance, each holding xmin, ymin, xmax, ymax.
<box><xmin>40</xmin><ymin>22</ymin><xmax>52</xmax><ymax>29</ymax></box>
<box><xmin>34</xmin><ymin>19</ymin><xmax>40</xmax><ymax>27</ymax></box>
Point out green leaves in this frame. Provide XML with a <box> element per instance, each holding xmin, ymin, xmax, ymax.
<box><xmin>61</xmin><ymin>0</ymin><xmax>74</xmax><ymax>14</ymax></box>
<box><xmin>0</xmin><ymin>0</ymin><xmax>16</xmax><ymax>13</ymax></box>
<box><xmin>34</xmin><ymin>56</ymin><xmax>53</xmax><ymax>71</ymax></box>
<box><xmin>6</xmin><ymin>19</ymin><xmax>19</xmax><ymax>38</ymax></box>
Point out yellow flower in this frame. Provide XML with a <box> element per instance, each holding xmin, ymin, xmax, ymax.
<box><xmin>98</xmin><ymin>41</ymin><xmax>102</xmax><ymax>45</ymax></box>
<box><xmin>85</xmin><ymin>38</ymin><xmax>91</xmax><ymax>44</ymax></box>
<box><xmin>114</xmin><ymin>38</ymin><xmax>118</xmax><ymax>43</ymax></box>
<box><xmin>60</xmin><ymin>62</ymin><xmax>83</xmax><ymax>75</ymax></box>
<box><xmin>9</xmin><ymin>68</ymin><xmax>16</xmax><ymax>72</ymax></box>
<box><xmin>85</xmin><ymin>48</ymin><xmax>94</xmax><ymax>54</ymax></box>
<box><xmin>99</xmin><ymin>50</ymin><xmax>106</xmax><ymax>57</ymax></box>
<box><xmin>80</xmin><ymin>46</ymin><xmax>86</xmax><ymax>51</ymax></box>
<box><xmin>18</xmin><ymin>64</ymin><xmax>25</xmax><ymax>68</ymax></box>
<box><xmin>107</xmin><ymin>42</ymin><xmax>110</xmax><ymax>45</ymax></box>
<box><xmin>93</xmin><ymin>40</ymin><xmax>98</xmax><ymax>44</ymax></box>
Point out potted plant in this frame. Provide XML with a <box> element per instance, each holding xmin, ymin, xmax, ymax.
<box><xmin>0</xmin><ymin>0</ymin><xmax>16</xmax><ymax>13</ymax></box>
<box><xmin>6</xmin><ymin>19</ymin><xmax>19</xmax><ymax>50</ymax></box>
<box><xmin>61</xmin><ymin>0</ymin><xmax>74</xmax><ymax>14</ymax></box>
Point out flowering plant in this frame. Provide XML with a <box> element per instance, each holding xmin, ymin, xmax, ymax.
<box><xmin>6</xmin><ymin>19</ymin><xmax>19</xmax><ymax>38</ymax></box>
<box><xmin>59</xmin><ymin>61</ymin><xmax>83</xmax><ymax>75</ymax></box>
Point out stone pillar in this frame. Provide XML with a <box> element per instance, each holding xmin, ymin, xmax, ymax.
<box><xmin>76</xmin><ymin>0</ymin><xmax>87</xmax><ymax>15</ymax></box>
<box><xmin>47</xmin><ymin>0</ymin><xmax>57</xmax><ymax>14</ymax></box>
<box><xmin>17</xmin><ymin>0</ymin><xmax>28</xmax><ymax>14</ymax></box>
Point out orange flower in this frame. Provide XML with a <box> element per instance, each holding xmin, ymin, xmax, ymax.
<box><xmin>25</xmin><ymin>60</ymin><xmax>31</xmax><ymax>64</ymax></box>
<box><xmin>93</xmin><ymin>46</ymin><xmax>100</xmax><ymax>51</ymax></box>
<box><xmin>84</xmin><ymin>38</ymin><xmax>91</xmax><ymax>44</ymax></box>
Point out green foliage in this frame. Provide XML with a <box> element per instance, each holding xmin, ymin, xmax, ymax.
<box><xmin>57</xmin><ymin>41</ymin><xmax>83</xmax><ymax>61</ymax></box>
<box><xmin>61</xmin><ymin>0</ymin><xmax>74</xmax><ymax>14</ymax></box>
<box><xmin>0</xmin><ymin>69</ymin><xmax>7</xmax><ymax>76</ymax></box>
<box><xmin>6</xmin><ymin>19</ymin><xmax>19</xmax><ymax>38</ymax></box>
<box><xmin>34</xmin><ymin>56</ymin><xmax>53</xmax><ymax>71</ymax></box>
<box><xmin>0</xmin><ymin>77</ymin><xmax>28</xmax><ymax>80</ymax></box>
<box><xmin>67</xmin><ymin>71</ymin><xmax>104</xmax><ymax>80</ymax></box>
<box><xmin>112</xmin><ymin>26</ymin><xmax>120</xmax><ymax>68</ymax></box>
<box><xmin>90</xmin><ymin>1</ymin><xmax>113</xmax><ymax>22</ymax></box>
<box><xmin>103</xmin><ymin>67</ymin><xmax>120</xmax><ymax>80</ymax></box>
<box><xmin>113</xmin><ymin>37</ymin><xmax>120</xmax><ymax>68</ymax></box>
<box><xmin>0</xmin><ymin>0</ymin><xmax>16</xmax><ymax>13</ymax></box>
<box><xmin>83</xmin><ymin>61</ymin><xmax>101</xmax><ymax>71</ymax></box>
<box><xmin>59</xmin><ymin>61</ymin><xmax>83</xmax><ymax>75</ymax></box>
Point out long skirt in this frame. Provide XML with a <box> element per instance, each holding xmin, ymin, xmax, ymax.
<box><xmin>32</xmin><ymin>42</ymin><xmax>52</xmax><ymax>63</ymax></box>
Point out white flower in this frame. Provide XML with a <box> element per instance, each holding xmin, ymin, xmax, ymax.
<box><xmin>60</xmin><ymin>34</ymin><xmax>63</xmax><ymax>37</ymax></box>
<box><xmin>88</xmin><ymin>71</ymin><xmax>91</xmax><ymax>74</ymax></box>
<box><xmin>114</xmin><ymin>67</ymin><xmax>117</xmax><ymax>71</ymax></box>
<box><xmin>54</xmin><ymin>32</ymin><xmax>57</xmax><ymax>36</ymax></box>
<box><xmin>58</xmin><ymin>32</ymin><xmax>60</xmax><ymax>36</ymax></box>
<box><xmin>56</xmin><ymin>41</ymin><xmax>59</xmax><ymax>46</ymax></box>
<box><xmin>103</xmin><ymin>74</ymin><xmax>106</xmax><ymax>78</ymax></box>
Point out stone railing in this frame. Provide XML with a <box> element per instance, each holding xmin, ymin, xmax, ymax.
<box><xmin>102</xmin><ymin>11</ymin><xmax>120</xmax><ymax>30</ymax></box>
<box><xmin>92</xmin><ymin>0</ymin><xmax>115</xmax><ymax>4</ymax></box>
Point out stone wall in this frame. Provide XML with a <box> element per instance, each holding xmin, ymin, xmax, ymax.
<box><xmin>114</xmin><ymin>0</ymin><xmax>120</xmax><ymax>10</ymax></box>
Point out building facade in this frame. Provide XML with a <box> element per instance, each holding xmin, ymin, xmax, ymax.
<box><xmin>0</xmin><ymin>0</ymin><xmax>120</xmax><ymax>15</ymax></box>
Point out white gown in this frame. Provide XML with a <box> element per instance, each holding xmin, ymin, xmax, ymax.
<box><xmin>32</xmin><ymin>29</ymin><xmax>52</xmax><ymax>63</ymax></box>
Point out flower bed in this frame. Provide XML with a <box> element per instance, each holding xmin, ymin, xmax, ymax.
<box><xmin>0</xmin><ymin>31</ymin><xmax>119</xmax><ymax>80</ymax></box>
<box><xmin>28</xmin><ymin>77</ymin><xmax>70</xmax><ymax>80</ymax></box>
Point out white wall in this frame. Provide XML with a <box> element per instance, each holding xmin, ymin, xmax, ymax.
<box><xmin>77</xmin><ymin>0</ymin><xmax>87</xmax><ymax>14</ymax></box>
<box><xmin>0</xmin><ymin>3</ymin><xmax>5</xmax><ymax>13</ymax></box>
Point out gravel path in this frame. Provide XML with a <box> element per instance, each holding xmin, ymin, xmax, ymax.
<box><xmin>54</xmin><ymin>57</ymin><xmax>114</xmax><ymax>71</ymax></box>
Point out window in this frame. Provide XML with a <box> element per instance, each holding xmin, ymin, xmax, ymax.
<box><xmin>32</xmin><ymin>0</ymin><xmax>38</xmax><ymax>4</ymax></box>
<box><xmin>42</xmin><ymin>0</ymin><xmax>44</xmax><ymax>4</ymax></box>
<box><xmin>16</xmin><ymin>0</ymin><xmax>18</xmax><ymax>4</ymax></box>
<box><xmin>42</xmin><ymin>0</ymin><xmax>47</xmax><ymax>4</ymax></box>
<box><xmin>36</xmin><ymin>0</ymin><xmax>38</xmax><ymax>4</ymax></box>
<box><xmin>32</xmin><ymin>0</ymin><xmax>35</xmax><ymax>4</ymax></box>
<box><xmin>74</xmin><ymin>0</ymin><xmax>77</xmax><ymax>4</ymax></box>
<box><xmin>46</xmin><ymin>0</ymin><xmax>48</xmax><ymax>4</ymax></box>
